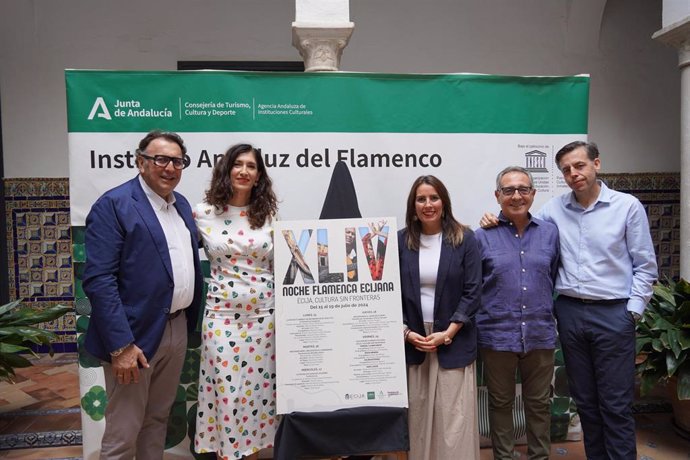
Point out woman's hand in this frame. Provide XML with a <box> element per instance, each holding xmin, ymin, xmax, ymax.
<box><xmin>407</xmin><ymin>331</ymin><xmax>437</xmax><ymax>353</ymax></box>
<box><xmin>426</xmin><ymin>332</ymin><xmax>448</xmax><ymax>347</ymax></box>
<box><xmin>406</xmin><ymin>322</ymin><xmax>463</xmax><ymax>352</ymax></box>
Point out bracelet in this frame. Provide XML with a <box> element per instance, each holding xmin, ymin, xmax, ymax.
<box><xmin>403</xmin><ymin>328</ymin><xmax>412</xmax><ymax>342</ymax></box>
<box><xmin>110</xmin><ymin>343</ymin><xmax>131</xmax><ymax>357</ymax></box>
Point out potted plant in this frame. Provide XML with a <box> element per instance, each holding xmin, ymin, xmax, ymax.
<box><xmin>0</xmin><ymin>298</ymin><xmax>71</xmax><ymax>383</ymax></box>
<box><xmin>636</xmin><ymin>278</ymin><xmax>690</xmax><ymax>431</ymax></box>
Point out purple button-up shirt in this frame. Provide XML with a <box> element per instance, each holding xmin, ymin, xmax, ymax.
<box><xmin>475</xmin><ymin>212</ymin><xmax>559</xmax><ymax>353</ymax></box>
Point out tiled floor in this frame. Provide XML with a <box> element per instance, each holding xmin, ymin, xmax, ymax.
<box><xmin>0</xmin><ymin>354</ymin><xmax>81</xmax><ymax>459</ymax></box>
<box><xmin>477</xmin><ymin>412</ymin><xmax>690</xmax><ymax>459</ymax></box>
<box><xmin>0</xmin><ymin>354</ymin><xmax>689</xmax><ymax>459</ymax></box>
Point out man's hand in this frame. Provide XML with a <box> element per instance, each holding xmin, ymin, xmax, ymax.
<box><xmin>111</xmin><ymin>344</ymin><xmax>149</xmax><ymax>384</ymax></box>
<box><xmin>479</xmin><ymin>212</ymin><xmax>499</xmax><ymax>228</ymax></box>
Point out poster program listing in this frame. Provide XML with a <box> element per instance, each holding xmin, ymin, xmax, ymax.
<box><xmin>281</xmin><ymin>294</ymin><xmax>403</xmax><ymax>401</ymax></box>
<box><xmin>182</xmin><ymin>100</ymin><xmax>313</xmax><ymax>117</ymax></box>
<box><xmin>344</xmin><ymin>310</ymin><xmax>398</xmax><ymax>386</ymax></box>
<box><xmin>280</xmin><ymin>283</ymin><xmax>397</xmax><ymax>394</ymax></box>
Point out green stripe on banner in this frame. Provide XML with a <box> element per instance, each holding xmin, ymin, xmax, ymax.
<box><xmin>66</xmin><ymin>70</ymin><xmax>589</xmax><ymax>134</ymax></box>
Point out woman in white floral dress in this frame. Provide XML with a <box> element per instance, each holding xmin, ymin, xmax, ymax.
<box><xmin>194</xmin><ymin>144</ymin><xmax>278</xmax><ymax>460</ymax></box>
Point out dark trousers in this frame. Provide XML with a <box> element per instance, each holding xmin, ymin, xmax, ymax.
<box><xmin>555</xmin><ymin>296</ymin><xmax>636</xmax><ymax>460</ymax></box>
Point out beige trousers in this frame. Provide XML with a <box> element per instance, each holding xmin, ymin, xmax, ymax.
<box><xmin>100</xmin><ymin>311</ymin><xmax>188</xmax><ymax>460</ymax></box>
<box><xmin>407</xmin><ymin>323</ymin><xmax>480</xmax><ymax>460</ymax></box>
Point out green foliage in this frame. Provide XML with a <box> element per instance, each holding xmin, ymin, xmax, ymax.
<box><xmin>0</xmin><ymin>298</ymin><xmax>71</xmax><ymax>383</ymax></box>
<box><xmin>636</xmin><ymin>279</ymin><xmax>690</xmax><ymax>400</ymax></box>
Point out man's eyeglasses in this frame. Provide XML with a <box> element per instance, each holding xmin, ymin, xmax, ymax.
<box><xmin>138</xmin><ymin>153</ymin><xmax>189</xmax><ymax>170</ymax></box>
<box><xmin>499</xmin><ymin>186</ymin><xmax>533</xmax><ymax>196</ymax></box>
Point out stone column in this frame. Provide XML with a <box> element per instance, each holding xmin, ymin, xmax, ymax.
<box><xmin>653</xmin><ymin>18</ymin><xmax>690</xmax><ymax>278</ymax></box>
<box><xmin>292</xmin><ymin>0</ymin><xmax>354</xmax><ymax>72</ymax></box>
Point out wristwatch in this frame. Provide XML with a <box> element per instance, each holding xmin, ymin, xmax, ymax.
<box><xmin>631</xmin><ymin>311</ymin><xmax>642</xmax><ymax>322</ymax></box>
<box><xmin>443</xmin><ymin>334</ymin><xmax>452</xmax><ymax>345</ymax></box>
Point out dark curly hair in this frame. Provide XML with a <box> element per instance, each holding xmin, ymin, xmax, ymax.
<box><xmin>204</xmin><ymin>144</ymin><xmax>278</xmax><ymax>229</ymax></box>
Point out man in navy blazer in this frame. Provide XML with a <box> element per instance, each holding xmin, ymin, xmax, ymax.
<box><xmin>83</xmin><ymin>130</ymin><xmax>202</xmax><ymax>459</ymax></box>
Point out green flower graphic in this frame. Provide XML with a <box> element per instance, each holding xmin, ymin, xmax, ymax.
<box><xmin>81</xmin><ymin>385</ymin><xmax>108</xmax><ymax>421</ymax></box>
<box><xmin>76</xmin><ymin>315</ymin><xmax>89</xmax><ymax>334</ymax></box>
<box><xmin>180</xmin><ymin>348</ymin><xmax>200</xmax><ymax>385</ymax></box>
<box><xmin>77</xmin><ymin>333</ymin><xmax>102</xmax><ymax>368</ymax></box>
<box><xmin>164</xmin><ymin>398</ymin><xmax>187</xmax><ymax>449</ymax></box>
<box><xmin>186</xmin><ymin>382</ymin><xmax>198</xmax><ymax>402</ymax></box>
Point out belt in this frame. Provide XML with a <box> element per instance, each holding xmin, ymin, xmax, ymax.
<box><xmin>169</xmin><ymin>309</ymin><xmax>184</xmax><ymax>320</ymax></box>
<box><xmin>558</xmin><ymin>294</ymin><xmax>628</xmax><ymax>306</ymax></box>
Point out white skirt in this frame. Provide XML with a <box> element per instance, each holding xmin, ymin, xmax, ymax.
<box><xmin>406</xmin><ymin>323</ymin><xmax>480</xmax><ymax>460</ymax></box>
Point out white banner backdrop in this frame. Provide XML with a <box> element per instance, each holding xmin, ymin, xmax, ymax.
<box><xmin>67</xmin><ymin>70</ymin><xmax>588</xmax><ymax>458</ymax></box>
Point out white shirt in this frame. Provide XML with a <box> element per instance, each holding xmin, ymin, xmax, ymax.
<box><xmin>419</xmin><ymin>232</ymin><xmax>442</xmax><ymax>323</ymax></box>
<box><xmin>138</xmin><ymin>176</ymin><xmax>194</xmax><ymax>313</ymax></box>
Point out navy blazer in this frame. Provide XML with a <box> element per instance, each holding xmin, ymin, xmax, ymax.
<box><xmin>83</xmin><ymin>177</ymin><xmax>203</xmax><ymax>362</ymax></box>
<box><xmin>398</xmin><ymin>227</ymin><xmax>482</xmax><ymax>369</ymax></box>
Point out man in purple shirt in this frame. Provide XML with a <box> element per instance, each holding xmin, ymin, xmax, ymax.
<box><xmin>475</xmin><ymin>166</ymin><xmax>560</xmax><ymax>460</ymax></box>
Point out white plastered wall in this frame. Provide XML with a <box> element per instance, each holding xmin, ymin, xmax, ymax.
<box><xmin>0</xmin><ymin>0</ymin><xmax>680</xmax><ymax>177</ymax></box>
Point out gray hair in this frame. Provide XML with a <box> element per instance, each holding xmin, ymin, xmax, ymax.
<box><xmin>495</xmin><ymin>166</ymin><xmax>534</xmax><ymax>190</ymax></box>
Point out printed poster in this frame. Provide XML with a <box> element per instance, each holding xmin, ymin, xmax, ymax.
<box><xmin>274</xmin><ymin>218</ymin><xmax>406</xmax><ymax>413</ymax></box>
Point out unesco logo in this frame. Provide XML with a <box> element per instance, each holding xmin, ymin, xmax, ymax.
<box><xmin>344</xmin><ymin>393</ymin><xmax>365</xmax><ymax>400</ymax></box>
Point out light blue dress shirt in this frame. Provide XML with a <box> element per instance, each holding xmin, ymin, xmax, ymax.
<box><xmin>536</xmin><ymin>180</ymin><xmax>658</xmax><ymax>316</ymax></box>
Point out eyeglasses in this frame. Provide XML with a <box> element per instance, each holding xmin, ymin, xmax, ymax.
<box><xmin>499</xmin><ymin>186</ymin><xmax>533</xmax><ymax>196</ymax></box>
<box><xmin>139</xmin><ymin>153</ymin><xmax>188</xmax><ymax>170</ymax></box>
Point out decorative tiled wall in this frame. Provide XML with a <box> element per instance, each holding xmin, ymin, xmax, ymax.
<box><xmin>4</xmin><ymin>178</ymin><xmax>75</xmax><ymax>352</ymax></box>
<box><xmin>600</xmin><ymin>172</ymin><xmax>680</xmax><ymax>281</ymax></box>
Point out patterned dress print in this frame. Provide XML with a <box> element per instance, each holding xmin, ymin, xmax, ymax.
<box><xmin>194</xmin><ymin>204</ymin><xmax>277</xmax><ymax>459</ymax></box>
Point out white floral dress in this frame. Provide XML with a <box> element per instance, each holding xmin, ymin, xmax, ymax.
<box><xmin>194</xmin><ymin>204</ymin><xmax>276</xmax><ymax>459</ymax></box>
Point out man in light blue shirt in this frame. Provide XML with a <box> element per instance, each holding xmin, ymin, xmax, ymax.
<box><xmin>540</xmin><ymin>141</ymin><xmax>657</xmax><ymax>459</ymax></box>
<box><xmin>482</xmin><ymin>141</ymin><xmax>657</xmax><ymax>459</ymax></box>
